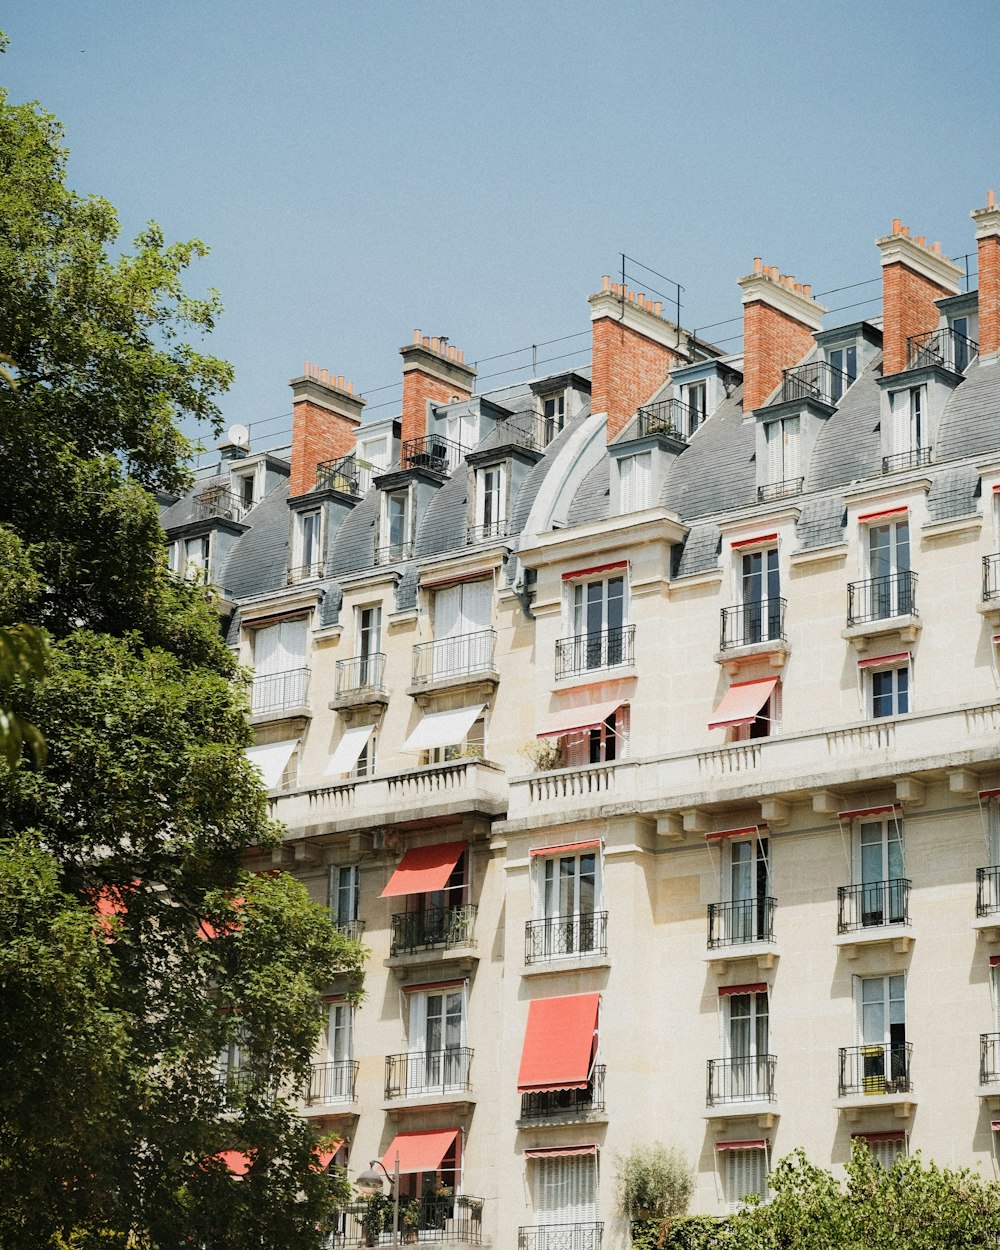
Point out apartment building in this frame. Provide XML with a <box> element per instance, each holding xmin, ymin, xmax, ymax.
<box><xmin>161</xmin><ymin>192</ymin><xmax>1000</xmax><ymax>1248</ymax></box>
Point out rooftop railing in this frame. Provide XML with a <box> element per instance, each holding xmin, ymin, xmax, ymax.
<box><xmin>384</xmin><ymin>1047</ymin><xmax>473</xmax><ymax>1099</ymax></box>
<box><xmin>524</xmin><ymin>911</ymin><xmax>608</xmax><ymax>964</ymax></box>
<box><xmin>305</xmin><ymin>1059</ymin><xmax>358</xmax><ymax>1105</ymax></box>
<box><xmin>846</xmin><ymin>571</ymin><xmax>917</xmax><ymax>625</ymax></box>
<box><xmin>520</xmin><ymin>1065</ymin><xmax>605</xmax><ymax>1120</ymax></box>
<box><xmin>838</xmin><ymin>1042</ymin><xmax>912</xmax><ymax>1097</ymax></box>
<box><xmin>779</xmin><ymin>360</ymin><xmax>850</xmax><ymax>405</ymax></box>
<box><xmin>757</xmin><ymin>477</ymin><xmax>803</xmax><ymax>503</ymax></box>
<box><xmin>555</xmin><ymin>625</ymin><xmax>635</xmax><ymax>680</ymax></box>
<box><xmin>390</xmin><ymin>904</ymin><xmax>477</xmax><ymax>956</ymax></box>
<box><xmin>287</xmin><ymin>559</ymin><xmax>326</xmax><ymax>584</ymax></box>
<box><xmin>837</xmin><ymin>878</ymin><xmax>910</xmax><ymax>932</ymax></box>
<box><xmin>412</xmin><ymin>630</ymin><xmax>496</xmax><ymax>686</ymax></box>
<box><xmin>882</xmin><ymin>447</ymin><xmax>932</xmax><ymax>474</ymax></box>
<box><xmin>315</xmin><ymin>453</ymin><xmax>376</xmax><ymax>498</ymax></box>
<box><xmin>707</xmin><ymin>898</ymin><xmax>775</xmax><ymax>948</ymax></box>
<box><xmin>720</xmin><ymin>599</ymin><xmax>786</xmax><ymax>650</ymax></box>
<box><xmin>635</xmin><ymin>398</ymin><xmax>696</xmax><ymax>441</ymax></box>
<box><xmin>374</xmin><ymin>540</ymin><xmax>414</xmax><ymax>565</ymax></box>
<box><xmin>250</xmin><ymin>667</ymin><xmax>309</xmax><ymax>715</ymax></box>
<box><xmin>907</xmin><ymin>326</ymin><xmax>978</xmax><ymax>372</ymax></box>
<box><xmin>467</xmin><ymin>519</ymin><xmax>510</xmax><ymax>545</ymax></box>
<box><xmin>402</xmin><ymin>435</ymin><xmax>465</xmax><ymax>476</ymax></box>
<box><xmin>706</xmin><ymin>1054</ymin><xmax>776</xmax><ymax>1105</ymax></box>
<box><xmin>335</xmin><ymin>653</ymin><xmax>386</xmax><ymax>698</ymax></box>
<box><xmin>193</xmin><ymin>487</ymin><xmax>245</xmax><ymax>522</ymax></box>
<box><xmin>494</xmin><ymin>411</ymin><xmax>545</xmax><ymax>453</ymax></box>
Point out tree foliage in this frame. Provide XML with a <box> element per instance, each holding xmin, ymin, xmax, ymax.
<box><xmin>0</xmin><ymin>57</ymin><xmax>364</xmax><ymax>1250</ymax></box>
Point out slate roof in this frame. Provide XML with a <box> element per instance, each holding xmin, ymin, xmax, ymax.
<box><xmin>936</xmin><ymin>357</ymin><xmax>1000</xmax><ymax>462</ymax></box>
<box><xmin>805</xmin><ymin>359</ymin><xmax>883</xmax><ymax>492</ymax></box>
<box><xmin>509</xmin><ymin>409</ymin><xmax>591</xmax><ymax>533</ymax></box>
<box><xmin>659</xmin><ymin>390</ymin><xmax>755</xmax><ymax>520</ymax></box>
<box><xmin>217</xmin><ymin>480</ymin><xmax>290</xmax><ymax>599</ymax></box>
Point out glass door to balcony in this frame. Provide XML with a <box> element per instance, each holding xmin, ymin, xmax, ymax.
<box><xmin>860</xmin><ymin>974</ymin><xmax>906</xmax><ymax>1092</ymax></box>
<box><xmin>433</xmin><ymin>580</ymin><xmax>492</xmax><ymax>679</ymax></box>
<box><xmin>859</xmin><ymin>818</ymin><xmax>904</xmax><ymax>926</ymax></box>
<box><xmin>728</xmin><ymin>837</ymin><xmax>769</xmax><ymax>944</ymax></box>
<box><xmin>572</xmin><ymin>576</ymin><xmax>625</xmax><ymax>670</ymax></box>
<box><xmin>868</xmin><ymin>520</ymin><xmax>911</xmax><ymax>617</ymax></box>
<box><xmin>409</xmin><ymin>989</ymin><xmax>465</xmax><ymax>1092</ymax></box>
<box><xmin>740</xmin><ymin>548</ymin><xmax>780</xmax><ymax>643</ymax></box>
<box><xmin>357</xmin><ymin>605</ymin><xmax>381</xmax><ymax>686</ymax></box>
<box><xmin>727</xmin><ymin>991</ymin><xmax>769</xmax><ymax>1100</ymax></box>
<box><xmin>324</xmin><ymin>1003</ymin><xmax>353</xmax><ymax>1101</ymax></box>
<box><xmin>542</xmin><ymin>850</ymin><xmax>598</xmax><ymax>958</ymax></box>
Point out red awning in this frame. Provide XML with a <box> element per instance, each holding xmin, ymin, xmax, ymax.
<box><xmin>980</xmin><ymin>789</ymin><xmax>1000</xmax><ymax>801</ymax></box>
<box><xmin>731</xmin><ymin>532</ymin><xmax>778</xmax><ymax>549</ymax></box>
<box><xmin>198</xmin><ymin>897</ymin><xmax>245</xmax><ymax>940</ymax></box>
<box><xmin>990</xmin><ymin>955</ymin><xmax>1000</xmax><ymax>968</ymax></box>
<box><xmin>715</xmin><ymin>1139</ymin><xmax>767</xmax><ymax>1152</ymax></box>
<box><xmin>837</xmin><ymin>804</ymin><xmax>899</xmax><ymax>821</ymax></box>
<box><xmin>705</xmin><ymin>825</ymin><xmax>763</xmax><ymax>843</ymax></box>
<box><xmin>314</xmin><ymin>1144</ymin><xmax>342</xmax><ymax>1171</ymax></box>
<box><xmin>518</xmin><ymin>993</ymin><xmax>600</xmax><ymax>1093</ymax></box>
<box><xmin>718</xmin><ymin>982</ymin><xmax>768</xmax><ymax>997</ymax></box>
<box><xmin>851</xmin><ymin>1131</ymin><xmax>905</xmax><ymax>1144</ymax></box>
<box><xmin>858</xmin><ymin>506</ymin><xmax>907</xmax><ymax>523</ymax></box>
<box><xmin>562</xmin><ymin>561</ymin><xmax>627</xmax><ymax>581</ymax></box>
<box><xmin>524</xmin><ymin>1144</ymin><xmax>598</xmax><ymax>1158</ymax></box>
<box><xmin>380</xmin><ymin>842</ymin><xmax>466</xmax><ymax>899</ymax></box>
<box><xmin>707</xmin><ymin>678</ymin><xmax>777</xmax><ymax>731</ymax></box>
<box><xmin>382</xmin><ymin>1129</ymin><xmax>459</xmax><ymax>1174</ymax></box>
<box><xmin>537</xmin><ymin>700</ymin><xmax>622</xmax><ymax>739</ymax></box>
<box><xmin>529</xmin><ymin>840</ymin><xmax>601</xmax><ymax>858</ymax></box>
<box><xmin>857</xmin><ymin>651</ymin><xmax>910</xmax><ymax>669</ymax></box>
<box><xmin>216</xmin><ymin>1150</ymin><xmax>252</xmax><ymax>1175</ymax></box>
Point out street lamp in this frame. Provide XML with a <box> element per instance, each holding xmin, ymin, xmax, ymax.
<box><xmin>356</xmin><ymin>1153</ymin><xmax>400</xmax><ymax>1248</ymax></box>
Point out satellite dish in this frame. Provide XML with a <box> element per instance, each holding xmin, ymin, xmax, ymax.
<box><xmin>227</xmin><ymin>424</ymin><xmax>250</xmax><ymax>449</ymax></box>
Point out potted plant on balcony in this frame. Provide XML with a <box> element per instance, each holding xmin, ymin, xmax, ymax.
<box><xmin>401</xmin><ymin>1199</ymin><xmax>422</xmax><ymax>1244</ymax></box>
<box><xmin>359</xmin><ymin>1191</ymin><xmax>392</xmax><ymax>1247</ymax></box>
<box><xmin>520</xmin><ymin>739</ymin><xmax>563</xmax><ymax>772</ymax></box>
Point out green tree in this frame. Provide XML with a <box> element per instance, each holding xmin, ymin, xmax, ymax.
<box><xmin>0</xmin><ymin>57</ymin><xmax>364</xmax><ymax>1250</ymax></box>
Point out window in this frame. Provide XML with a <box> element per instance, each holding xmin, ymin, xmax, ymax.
<box><xmin>432</xmin><ymin>580</ymin><xmax>493</xmax><ymax>680</ymax></box>
<box><xmin>294</xmin><ymin>508</ymin><xmax>323</xmax><ymax>580</ymax></box>
<box><xmin>950</xmin><ymin>315</ymin><xmax>974</xmax><ymax>371</ymax></box>
<box><xmin>356</xmin><ymin>605</ymin><xmax>382</xmax><ymax>685</ymax></box>
<box><xmin>323</xmin><ymin>1002</ymin><xmax>355</xmax><ymax>1101</ymax></box>
<box><xmin>723</xmin><ymin>1146</ymin><xmax>768</xmax><ymax>1213</ymax></box>
<box><xmin>856</xmin><ymin>814</ymin><xmax>905</xmax><ymax>927</ymax></box>
<box><xmin>536</xmin><ymin>846</ymin><xmax>600</xmax><ymax>958</ymax></box>
<box><xmin>542</xmin><ymin>392</ymin><xmax>566</xmax><ymax>443</ymax></box>
<box><xmin>232</xmin><ymin>468</ymin><xmax>257</xmax><ymax>512</ymax></box>
<box><xmin>329</xmin><ymin>865</ymin><xmax>360</xmax><ymax>930</ymax></box>
<box><xmin>475</xmin><ymin>464</ymin><xmax>507</xmax><ymax>539</ymax></box>
<box><xmin>732</xmin><ymin>685</ymin><xmax>780</xmax><ymax>741</ymax></box>
<box><xmin>427</xmin><ymin>715</ymin><xmax>486</xmax><ymax>764</ymax></box>
<box><xmin>618</xmin><ymin>452</ymin><xmax>652</xmax><ymax>513</ymax></box>
<box><xmin>866</xmin><ymin>518</ymin><xmax>912</xmax><ymax>617</ymax></box>
<box><xmin>858</xmin><ymin>973</ymin><xmax>907</xmax><ymax>1091</ymax></box>
<box><xmin>354</xmin><ymin>729</ymin><xmax>376</xmax><ymax>777</ymax></box>
<box><xmin>683</xmin><ymin>381</ymin><xmax>707</xmax><ymax>434</ymax></box>
<box><xmin>563</xmin><ymin>708</ymin><xmax>627</xmax><ymax>767</ymax></box>
<box><xmin>888</xmin><ymin>386</ymin><xmax>927</xmax><ymax>456</ymax></box>
<box><xmin>380</xmin><ymin>489</ymin><xmax>411</xmax><ymax>562</ymax></box>
<box><xmin>724</xmin><ymin>989</ymin><xmax>770</xmax><ymax>1101</ymax></box>
<box><xmin>764</xmin><ymin>416</ymin><xmax>800</xmax><ymax>485</ymax></box>
<box><xmin>828</xmin><ymin>345</ymin><xmax>858</xmax><ymax>402</ymax></box>
<box><xmin>184</xmin><ymin>535</ymin><xmax>210</xmax><ymax>579</ymax></box>
<box><xmin>737</xmin><ymin>545</ymin><xmax>781</xmax><ymax>644</ymax></box>
<box><xmin>870</xmin><ymin>663</ymin><xmax>909</xmax><ymax>718</ymax></box>
<box><xmin>569</xmin><ymin>574</ymin><xmax>627</xmax><ymax>671</ymax></box>
<box><xmin>533</xmin><ymin>1152</ymin><xmax>598</xmax><ymax>1228</ymax></box>
<box><xmin>407</xmin><ymin>986</ymin><xmax>467</xmax><ymax>1092</ymax></box>
<box><xmin>724</xmin><ymin>834</ymin><xmax>770</xmax><ymax>944</ymax></box>
<box><xmin>358</xmin><ymin>434</ymin><xmax>389</xmax><ymax>472</ymax></box>
<box><xmin>856</xmin><ymin>1134</ymin><xmax>906</xmax><ymax>1170</ymax></box>
<box><xmin>251</xmin><ymin>618</ymin><xmax>309</xmax><ymax>713</ymax></box>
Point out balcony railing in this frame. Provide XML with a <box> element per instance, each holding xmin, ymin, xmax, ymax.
<box><xmin>518</xmin><ymin>1224</ymin><xmax>603</xmax><ymax>1250</ymax></box>
<box><xmin>555</xmin><ymin>625</ymin><xmax>635</xmax><ymax>680</ymax></box>
<box><xmin>780</xmin><ymin>360</ymin><xmax>851</xmax><ymax>405</ymax></box>
<box><xmin>524</xmin><ymin>911</ymin><xmax>608</xmax><ymax>964</ymax></box>
<box><xmin>707</xmin><ymin>898</ymin><xmax>776</xmax><ymax>948</ymax></box>
<box><xmin>193</xmin><ymin>487</ymin><xmax>245</xmax><ymax>522</ymax></box>
<box><xmin>334</xmin><ymin>1195</ymin><xmax>483</xmax><ymax>1246</ymax></box>
<box><xmin>882</xmin><ymin>447</ymin><xmax>932</xmax><ymax>474</ymax></box>
<box><xmin>402</xmin><ymin>435</ymin><xmax>465</xmax><ymax>476</ymax></box>
<box><xmin>521</xmin><ymin>1065</ymin><xmax>606</xmax><ymax>1120</ymax></box>
<box><xmin>412</xmin><ymin>630</ymin><xmax>497</xmax><ymax>686</ymax></box>
<box><xmin>907</xmin><ymin>326</ymin><xmax>978</xmax><ymax>372</ymax></box>
<box><xmin>390</xmin><ymin>904</ymin><xmax>478</xmax><ymax>956</ymax></box>
<box><xmin>635</xmin><ymin>398</ymin><xmax>695</xmax><ymax>441</ymax></box>
<box><xmin>251</xmin><ymin>667</ymin><xmax>309</xmax><ymax>714</ymax></box>
<box><xmin>306</xmin><ymin>1059</ymin><xmax>359</xmax><ymax>1105</ymax></box>
<box><xmin>846</xmin><ymin>571</ymin><xmax>917</xmax><ymax>625</ymax></box>
<box><xmin>981</xmin><ymin>1034</ymin><xmax>1000</xmax><ymax>1085</ymax></box>
<box><xmin>496</xmin><ymin>411</ymin><xmax>545</xmax><ymax>453</ymax></box>
<box><xmin>757</xmin><ymin>478</ymin><xmax>803</xmax><ymax>503</ymax></box>
<box><xmin>983</xmin><ymin>555</ymin><xmax>1000</xmax><ymax>602</ymax></box>
<box><xmin>374</xmin><ymin>540</ymin><xmax>414</xmax><ymax>565</ymax></box>
<box><xmin>977</xmin><ymin>866</ymin><xmax>1000</xmax><ymax>917</ymax></box>
<box><xmin>336</xmin><ymin>653</ymin><xmax>386</xmax><ymax>698</ymax></box>
<box><xmin>384</xmin><ymin>1047</ymin><xmax>473</xmax><ymax>1099</ymax></box>
<box><xmin>837</xmin><ymin>879</ymin><xmax>910</xmax><ymax>932</ymax></box>
<box><xmin>720</xmin><ymin>599</ymin><xmax>786</xmax><ymax>650</ymax></box>
<box><xmin>467</xmin><ymin>519</ymin><xmax>510</xmax><ymax>545</ymax></box>
<box><xmin>332</xmin><ymin>918</ymin><xmax>366</xmax><ymax>941</ymax></box>
<box><xmin>838</xmin><ymin>1042</ymin><xmax>912</xmax><ymax>1096</ymax></box>
<box><xmin>706</xmin><ymin>1054</ymin><xmax>776</xmax><ymax>1105</ymax></box>
<box><xmin>287</xmin><ymin>559</ymin><xmax>326</xmax><ymax>584</ymax></box>
<box><xmin>315</xmin><ymin>452</ymin><xmax>375</xmax><ymax>498</ymax></box>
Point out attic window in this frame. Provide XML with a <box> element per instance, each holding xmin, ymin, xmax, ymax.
<box><xmin>541</xmin><ymin>392</ymin><xmax>566</xmax><ymax>444</ymax></box>
<box><xmin>827</xmin><ymin>345</ymin><xmax>857</xmax><ymax>402</ymax></box>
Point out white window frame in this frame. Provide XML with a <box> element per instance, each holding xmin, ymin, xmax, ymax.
<box><xmin>328</xmin><ymin>864</ymin><xmax>360</xmax><ymax>927</ymax></box>
<box><xmin>888</xmin><ymin>385</ymin><xmax>927</xmax><ymax>455</ymax></box>
<box><xmin>868</xmin><ymin>661</ymin><xmax>910</xmax><ymax>719</ymax></box>
<box><xmin>720</xmin><ymin>989</ymin><xmax>770</xmax><ymax>1101</ymax></box>
<box><xmin>732</xmin><ymin>541</ymin><xmax>781</xmax><ymax>644</ymax></box>
<box><xmin>184</xmin><ymin>534</ymin><xmax>211</xmax><ymax>580</ymax></box>
<box><xmin>683</xmin><ymin>380</ymin><xmax>708</xmax><ymax>434</ymax></box>
<box><xmin>827</xmin><ymin>344</ymin><xmax>858</xmax><ymax>401</ymax></box>
<box><xmin>354</xmin><ymin>728</ymin><xmax>376</xmax><ymax>778</ymax></box>
<box><xmin>380</xmin><ymin>488</ymin><xmax>411</xmax><ymax>562</ymax></box>
<box><xmin>731</xmin><ymin>682</ymin><xmax>781</xmax><ymax>743</ymax></box>
<box><xmin>618</xmin><ymin>451</ymin><xmax>652</xmax><ymax>514</ymax></box>
<box><xmin>230</xmin><ymin>463</ymin><xmax>261</xmax><ymax>514</ymax></box>
<box><xmin>293</xmin><ymin>507</ymin><xmax>324</xmax><ymax>580</ymax></box>
<box><xmin>763</xmin><ymin>415</ymin><xmax>800</xmax><ymax>485</ymax></box>
<box><xmin>535</xmin><ymin>846</ymin><xmax>602</xmax><ymax>926</ymax></box>
<box><xmin>722</xmin><ymin>1146</ymin><xmax>768</xmax><ymax>1213</ymax></box>
<box><xmin>541</xmin><ymin>391</ymin><xmax>566</xmax><ymax>443</ymax></box>
<box><xmin>861</xmin><ymin>1135</ymin><xmax>906</xmax><ymax>1170</ymax></box>
<box><xmin>475</xmin><ymin>462</ymin><xmax>508</xmax><ymax>539</ymax></box>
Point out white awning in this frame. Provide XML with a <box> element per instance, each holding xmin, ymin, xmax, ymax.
<box><xmin>246</xmin><ymin>740</ymin><xmax>298</xmax><ymax>789</ymax></box>
<box><xmin>401</xmin><ymin>704</ymin><xmax>485</xmax><ymax>754</ymax></box>
<box><xmin>324</xmin><ymin>725</ymin><xmax>376</xmax><ymax>777</ymax></box>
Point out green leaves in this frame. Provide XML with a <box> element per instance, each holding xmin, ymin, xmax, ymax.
<box><xmin>0</xmin><ymin>623</ymin><xmax>49</xmax><ymax>767</ymax></box>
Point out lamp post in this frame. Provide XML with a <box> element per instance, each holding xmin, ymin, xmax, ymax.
<box><xmin>356</xmin><ymin>1153</ymin><xmax>400</xmax><ymax>1249</ymax></box>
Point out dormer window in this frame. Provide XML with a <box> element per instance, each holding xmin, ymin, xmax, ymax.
<box><xmin>378</xmin><ymin>488</ymin><xmax>411</xmax><ymax>563</ymax></box>
<box><xmin>184</xmin><ymin>535</ymin><xmax>210</xmax><ymax>579</ymax></box>
<box><xmin>827</xmin><ymin>345</ymin><xmax>857</xmax><ymax>402</ymax></box>
<box><xmin>542</xmin><ymin>392</ymin><xmax>565</xmax><ymax>444</ymax></box>
<box><xmin>763</xmin><ymin>416</ymin><xmax>800</xmax><ymax>488</ymax></box>
<box><xmin>885</xmin><ymin>385</ymin><xmax>929</xmax><ymax>472</ymax></box>
<box><xmin>682</xmin><ymin>381</ymin><xmax>707</xmax><ymax>435</ymax></box>
<box><xmin>291</xmin><ymin>508</ymin><xmax>323</xmax><ymax>582</ymax></box>
<box><xmin>948</xmin><ymin>315</ymin><xmax>976</xmax><ymax>371</ymax></box>
<box><xmin>618</xmin><ymin>452</ymin><xmax>652</xmax><ymax>513</ymax></box>
<box><xmin>230</xmin><ymin>464</ymin><xmax>260</xmax><ymax>516</ymax></box>
<box><xmin>473</xmin><ymin>463</ymin><xmax>507</xmax><ymax>541</ymax></box>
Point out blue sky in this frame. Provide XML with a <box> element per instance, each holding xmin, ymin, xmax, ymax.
<box><xmin>3</xmin><ymin>1</ymin><xmax>997</xmax><ymax>461</ymax></box>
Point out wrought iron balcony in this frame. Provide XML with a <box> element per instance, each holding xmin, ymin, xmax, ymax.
<box><xmin>250</xmin><ymin>667</ymin><xmax>309</xmax><ymax>714</ymax></box>
<box><xmin>305</xmin><ymin>1059</ymin><xmax>359</xmax><ymax>1105</ymax></box>
<box><xmin>977</xmin><ymin>866</ymin><xmax>1000</xmax><ymax>917</ymax></box>
<box><xmin>332</xmin><ymin>918</ymin><xmax>366</xmax><ymax>941</ymax></box>
<box><xmin>521</xmin><ymin>1065</ymin><xmax>606</xmax><ymax>1121</ymax></box>
<box><xmin>838</xmin><ymin>1042</ymin><xmax>912</xmax><ymax>1097</ymax></box>
<box><xmin>374</xmin><ymin>540</ymin><xmax>414</xmax><ymax>565</ymax></box>
<box><xmin>720</xmin><ymin>599</ymin><xmax>786</xmax><ymax>650</ymax></box>
<box><xmin>524</xmin><ymin>911</ymin><xmax>608</xmax><ymax>964</ymax></box>
<box><xmin>336</xmin><ymin>1195</ymin><xmax>483</xmax><ymax>1245</ymax></box>
<box><xmin>837</xmin><ymin>879</ymin><xmax>910</xmax><ymax>932</ymax></box>
<box><xmin>467</xmin><ymin>519</ymin><xmax>510</xmax><ymax>544</ymax></box>
<box><xmin>555</xmin><ymin>625</ymin><xmax>635</xmax><ymax>680</ymax></box>
<box><xmin>402</xmin><ymin>435</ymin><xmax>465</xmax><ymax>476</ymax></box>
<box><xmin>217</xmin><ymin>1067</ymin><xmax>274</xmax><ymax>1102</ymax></box>
<box><xmin>757</xmin><ymin>478</ymin><xmax>803</xmax><ymax>503</ymax></box>
<box><xmin>706</xmin><ymin>1055</ymin><xmax>776</xmax><ymax>1105</ymax></box>
<box><xmin>336</xmin><ymin>653</ymin><xmax>386</xmax><ymax>698</ymax></box>
<box><xmin>287</xmin><ymin>559</ymin><xmax>326</xmax><ymax>584</ymax></box>
<box><xmin>384</xmin><ymin>1047</ymin><xmax>473</xmax><ymax>1099</ymax></box>
<box><xmin>779</xmin><ymin>360</ymin><xmax>850</xmax><ymax>405</ymax></box>
<box><xmin>390</xmin><ymin>904</ymin><xmax>477</xmax><ymax>956</ymax></box>
<box><xmin>907</xmin><ymin>326</ymin><xmax>978</xmax><ymax>372</ymax></box>
<box><xmin>495</xmin><ymin>411</ymin><xmax>545</xmax><ymax>453</ymax></box>
<box><xmin>635</xmin><ymin>398</ymin><xmax>695</xmax><ymax>441</ymax></box>
<box><xmin>846</xmin><ymin>571</ymin><xmax>917</xmax><ymax>625</ymax></box>
<box><xmin>193</xmin><ymin>486</ymin><xmax>245</xmax><ymax>522</ymax></box>
<box><xmin>707</xmin><ymin>898</ymin><xmax>776</xmax><ymax>948</ymax></box>
<box><xmin>981</xmin><ymin>1034</ymin><xmax>1000</xmax><ymax>1085</ymax></box>
<box><xmin>983</xmin><ymin>555</ymin><xmax>1000</xmax><ymax>602</ymax></box>
<box><xmin>411</xmin><ymin>630</ymin><xmax>497</xmax><ymax>686</ymax></box>
<box><xmin>518</xmin><ymin>1223</ymin><xmax>603</xmax><ymax>1250</ymax></box>
<box><xmin>315</xmin><ymin>452</ymin><xmax>375</xmax><ymax>498</ymax></box>
<box><xmin>882</xmin><ymin>447</ymin><xmax>932</xmax><ymax>474</ymax></box>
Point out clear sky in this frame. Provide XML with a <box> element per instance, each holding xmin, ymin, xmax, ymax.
<box><xmin>3</xmin><ymin>0</ymin><xmax>998</xmax><ymax>460</ymax></box>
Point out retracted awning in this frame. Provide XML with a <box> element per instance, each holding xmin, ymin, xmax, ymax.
<box><xmin>380</xmin><ymin>841</ymin><xmax>467</xmax><ymax>899</ymax></box>
<box><xmin>245</xmin><ymin>740</ymin><xmax>297</xmax><ymax>788</ymax></box>
<box><xmin>401</xmin><ymin>704</ymin><xmax>485</xmax><ymax>754</ymax></box>
<box><xmin>715</xmin><ymin>1139</ymin><xmax>767</xmax><ymax>1152</ymax></box>
<box><xmin>537</xmin><ymin>700</ymin><xmax>623</xmax><ymax>739</ymax></box>
<box><xmin>381</xmin><ymin>1128</ymin><xmax>459</xmax><ymax>1174</ymax></box>
<box><xmin>529</xmin><ymin>840</ymin><xmax>601</xmax><ymax>858</ymax></box>
<box><xmin>324</xmin><ymin>725</ymin><xmax>376</xmax><ymax>777</ymax></box>
<box><xmin>517</xmin><ymin>993</ymin><xmax>600</xmax><ymax>1093</ymax></box>
<box><xmin>707</xmin><ymin>678</ymin><xmax>777</xmax><ymax>731</ymax></box>
<box><xmin>524</xmin><ymin>1144</ymin><xmax>598</xmax><ymax>1158</ymax></box>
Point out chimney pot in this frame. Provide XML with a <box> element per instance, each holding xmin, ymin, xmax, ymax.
<box><xmin>803</xmin><ymin>284</ymin><xmax>811</xmax><ymax>298</ymax></box>
<box><xmin>932</xmin><ymin>241</ymin><xmax>941</xmax><ymax>254</ymax></box>
<box><xmin>916</xmin><ymin>235</ymin><xmax>925</xmax><ymax>247</ymax></box>
<box><xmin>901</xmin><ymin>226</ymin><xmax>909</xmax><ymax>236</ymax></box>
<box><xmin>346</xmin><ymin>381</ymin><xmax>353</xmax><ymax>394</ymax></box>
<box><xmin>304</xmin><ymin>360</ymin><xmax>310</xmax><ymax>375</ymax></box>
<box><xmin>611</xmin><ymin>282</ymin><xmax>619</xmax><ymax>296</ymax></box>
<box><xmin>601</xmin><ymin>274</ymin><xmax>611</xmax><ymax>291</ymax></box>
<box><xmin>989</xmin><ymin>189</ymin><xmax>997</xmax><ymax>207</ymax></box>
<box><xmin>422</xmin><ymin>336</ymin><xmax>430</xmax><ymax>348</ymax></box>
<box><xmin>448</xmin><ymin>344</ymin><xmax>456</xmax><ymax>360</ymax></box>
<box><xmin>457</xmin><ymin>349</ymin><xmax>465</xmax><ymax>363</ymax></box>
<box><xmin>753</xmin><ymin>257</ymin><xmax>763</xmax><ymax>274</ymax></box>
<box><xmin>794</xmin><ymin>282</ymin><xmax>802</xmax><ymax>293</ymax></box>
<box><xmin>338</xmin><ymin>374</ymin><xmax>345</xmax><ymax>389</ymax></box>
<box><xmin>892</xmin><ymin>217</ymin><xmax>901</xmax><ymax>234</ymax></box>
<box><xmin>413</xmin><ymin>329</ymin><xmax>421</xmax><ymax>344</ymax></box>
<box><xmin>320</xmin><ymin>369</ymin><xmax>328</xmax><ymax>383</ymax></box>
<box><xmin>653</xmin><ymin>300</ymin><xmax>662</xmax><ymax>315</ymax></box>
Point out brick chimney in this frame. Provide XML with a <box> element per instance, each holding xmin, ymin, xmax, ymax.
<box><xmin>876</xmin><ymin>219</ymin><xmax>961</xmax><ymax>375</ymax></box>
<box><xmin>289</xmin><ymin>364</ymin><xmax>365</xmax><ymax>496</ymax></box>
<box><xmin>972</xmin><ymin>190</ymin><xmax>1000</xmax><ymax>358</ymax></box>
<box><xmin>738</xmin><ymin>260</ymin><xmax>826</xmax><ymax>412</ymax></box>
<box><xmin>400</xmin><ymin>331</ymin><xmax>476</xmax><ymax>448</ymax></box>
<box><xmin>589</xmin><ymin>276</ymin><xmax>689</xmax><ymax>443</ymax></box>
